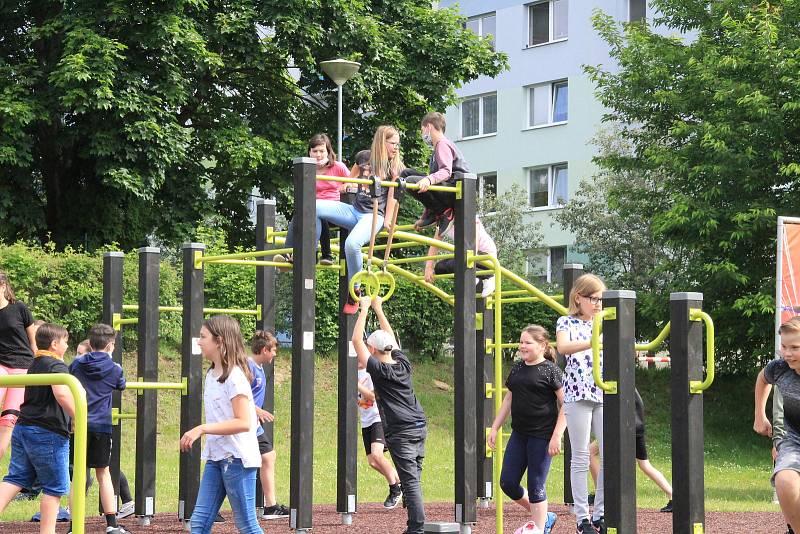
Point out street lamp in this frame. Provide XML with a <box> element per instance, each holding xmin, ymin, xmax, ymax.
<box><xmin>320</xmin><ymin>59</ymin><xmax>361</xmax><ymax>162</ymax></box>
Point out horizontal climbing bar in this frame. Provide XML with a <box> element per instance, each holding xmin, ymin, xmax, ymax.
<box><xmin>199</xmin><ymin>249</ymin><xmax>281</xmax><ymax>263</ymax></box>
<box><xmin>316</xmin><ymin>174</ymin><xmax>459</xmax><ymax>193</ymax></box>
<box><xmin>389</xmin><ymin>253</ymin><xmax>455</xmax><ymax>266</ymax></box>
<box><xmin>368</xmin><ymin>241</ymin><xmax>424</xmax><ymax>252</ymax></box>
<box><xmin>500</xmin><ymin>295</ymin><xmax>564</xmax><ymax>304</ymax></box>
<box><xmin>126</xmin><ymin>377</ymin><xmax>188</xmax><ymax>395</ymax></box>
<box><xmin>203</xmin><ymin>259</ymin><xmax>292</xmax><ymax>268</ymax></box>
<box><xmin>116</xmin><ymin>317</ymin><xmax>138</xmax><ymax>326</ymax></box>
<box><xmin>121</xmin><ymin>305</ymin><xmax>262</xmax><ymax>317</ymax></box>
<box><xmin>499</xmin><ymin>290</ymin><xmax>564</xmax><ymax>300</ymax></box>
<box><xmin>634</xmin><ymin>322</ymin><xmax>671</xmax><ymax>352</ymax></box>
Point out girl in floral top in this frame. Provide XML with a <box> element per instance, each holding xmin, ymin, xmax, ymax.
<box><xmin>555</xmin><ymin>274</ymin><xmax>606</xmax><ymax>534</ymax></box>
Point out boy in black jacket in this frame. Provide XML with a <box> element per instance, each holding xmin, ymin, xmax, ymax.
<box><xmin>69</xmin><ymin>323</ymin><xmax>129</xmax><ymax>534</ymax></box>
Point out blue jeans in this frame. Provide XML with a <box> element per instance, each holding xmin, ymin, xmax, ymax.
<box><xmin>4</xmin><ymin>424</ymin><xmax>70</xmax><ymax>497</ymax></box>
<box><xmin>499</xmin><ymin>431</ymin><xmax>553</xmax><ymax>503</ymax></box>
<box><xmin>190</xmin><ymin>458</ymin><xmax>262</xmax><ymax>534</ymax></box>
<box><xmin>285</xmin><ymin>200</ymin><xmax>384</xmax><ymax>285</ymax></box>
<box><xmin>386</xmin><ymin>426</ymin><xmax>427</xmax><ymax>534</ymax></box>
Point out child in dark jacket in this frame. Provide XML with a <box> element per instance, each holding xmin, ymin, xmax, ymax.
<box><xmin>69</xmin><ymin>323</ymin><xmax>129</xmax><ymax>534</ymax></box>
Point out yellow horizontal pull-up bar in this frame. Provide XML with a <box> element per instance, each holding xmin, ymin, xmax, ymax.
<box><xmin>126</xmin><ymin>377</ymin><xmax>188</xmax><ymax>395</ymax></box>
<box><xmin>120</xmin><ymin>305</ymin><xmax>261</xmax><ymax>316</ymax></box>
<box><xmin>316</xmin><ymin>174</ymin><xmax>460</xmax><ymax>195</ymax></box>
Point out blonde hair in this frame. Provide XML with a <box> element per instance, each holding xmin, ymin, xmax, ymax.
<box><xmin>567</xmin><ymin>274</ymin><xmax>607</xmax><ymax>315</ymax></box>
<box><xmin>203</xmin><ymin>315</ymin><xmax>252</xmax><ymax>383</ymax></box>
<box><xmin>369</xmin><ymin>125</ymin><xmax>405</xmax><ymax>180</ymax></box>
<box><xmin>779</xmin><ymin>316</ymin><xmax>800</xmax><ymax>336</ymax></box>
<box><xmin>521</xmin><ymin>324</ymin><xmax>556</xmax><ymax>363</ymax></box>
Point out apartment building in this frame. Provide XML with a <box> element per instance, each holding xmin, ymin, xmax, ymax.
<box><xmin>439</xmin><ymin>0</ymin><xmax>650</xmax><ymax>284</ymax></box>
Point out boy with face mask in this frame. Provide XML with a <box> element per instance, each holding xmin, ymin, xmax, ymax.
<box><xmin>403</xmin><ymin>112</ymin><xmax>470</xmax><ymax>231</ymax></box>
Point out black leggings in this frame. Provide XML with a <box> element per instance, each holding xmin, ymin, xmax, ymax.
<box><xmin>499</xmin><ymin>431</ymin><xmax>553</xmax><ymax>503</ymax></box>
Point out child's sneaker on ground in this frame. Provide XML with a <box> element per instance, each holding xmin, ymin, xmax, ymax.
<box><xmin>262</xmin><ymin>504</ymin><xmax>290</xmax><ymax>520</ymax></box>
<box><xmin>106</xmin><ymin>526</ymin><xmax>133</xmax><ymax>534</ymax></box>
<box><xmin>117</xmin><ymin>500</ymin><xmax>135</xmax><ymax>519</ymax></box>
<box><xmin>273</xmin><ymin>253</ymin><xmax>293</xmax><ymax>272</ymax></box>
<box><xmin>544</xmin><ymin>511</ymin><xmax>557</xmax><ymax>534</ymax></box>
<box><xmin>215</xmin><ymin>512</ymin><xmax>225</xmax><ymax>522</ymax></box>
<box><xmin>31</xmin><ymin>507</ymin><xmax>71</xmax><ymax>522</ymax></box>
<box><xmin>659</xmin><ymin>499</ymin><xmax>672</xmax><ymax>513</ymax></box>
<box><xmin>576</xmin><ymin>519</ymin><xmax>595</xmax><ymax>534</ymax></box>
<box><xmin>513</xmin><ymin>521</ymin><xmax>542</xmax><ymax>534</ymax></box>
<box><xmin>592</xmin><ymin>516</ymin><xmax>605</xmax><ymax>533</ymax></box>
<box><xmin>383</xmin><ymin>483</ymin><xmax>402</xmax><ymax>509</ymax></box>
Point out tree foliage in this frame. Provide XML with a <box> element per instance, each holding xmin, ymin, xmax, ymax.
<box><xmin>586</xmin><ymin>1</ymin><xmax>800</xmax><ymax>372</ymax></box>
<box><xmin>0</xmin><ymin>0</ymin><xmax>506</xmax><ymax>250</ymax></box>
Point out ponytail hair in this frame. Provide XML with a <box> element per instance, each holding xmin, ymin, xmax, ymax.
<box><xmin>0</xmin><ymin>271</ymin><xmax>16</xmax><ymax>303</ymax></box>
<box><xmin>521</xmin><ymin>324</ymin><xmax>556</xmax><ymax>363</ymax></box>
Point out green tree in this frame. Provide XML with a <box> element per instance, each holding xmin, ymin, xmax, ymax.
<box><xmin>586</xmin><ymin>1</ymin><xmax>800</xmax><ymax>372</ymax></box>
<box><xmin>0</xmin><ymin>0</ymin><xmax>506</xmax><ymax>250</ymax></box>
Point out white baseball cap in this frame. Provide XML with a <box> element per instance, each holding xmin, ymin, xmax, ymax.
<box><xmin>366</xmin><ymin>330</ymin><xmax>396</xmax><ymax>352</ymax></box>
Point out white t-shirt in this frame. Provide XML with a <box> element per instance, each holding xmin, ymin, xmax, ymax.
<box><xmin>202</xmin><ymin>365</ymin><xmax>261</xmax><ymax>468</ymax></box>
<box><xmin>357</xmin><ymin>368</ymin><xmax>381</xmax><ymax>428</ymax></box>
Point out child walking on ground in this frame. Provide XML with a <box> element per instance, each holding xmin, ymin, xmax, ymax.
<box><xmin>353</xmin><ymin>296</ymin><xmax>427</xmax><ymax>534</ymax></box>
<box><xmin>247</xmin><ymin>330</ymin><xmax>289</xmax><ymax>520</ymax></box>
<box><xmin>487</xmin><ymin>325</ymin><xmax>564</xmax><ymax>534</ymax></box>
<box><xmin>181</xmin><ymin>315</ymin><xmax>262</xmax><ymax>534</ymax></box>
<box><xmin>357</xmin><ymin>358</ymin><xmax>402</xmax><ymax>509</ymax></box>
<box><xmin>555</xmin><ymin>273</ymin><xmax>607</xmax><ymax>534</ymax></box>
<box><xmin>588</xmin><ymin>389</ymin><xmax>673</xmax><ymax>513</ymax></box>
<box><xmin>754</xmin><ymin>316</ymin><xmax>800</xmax><ymax>533</ymax></box>
<box><xmin>68</xmin><ymin>323</ymin><xmax>131</xmax><ymax>534</ymax></box>
<box><xmin>0</xmin><ymin>323</ymin><xmax>74</xmax><ymax>534</ymax></box>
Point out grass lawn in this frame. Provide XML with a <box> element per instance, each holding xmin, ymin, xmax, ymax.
<box><xmin>0</xmin><ymin>351</ymin><xmax>779</xmax><ymax>521</ymax></box>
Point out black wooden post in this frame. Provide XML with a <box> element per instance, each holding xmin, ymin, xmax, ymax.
<box><xmin>561</xmin><ymin>263</ymin><xmax>584</xmax><ymax>505</ymax></box>
<box><xmin>602</xmin><ymin>290</ymin><xmax>637</xmax><ymax>534</ymax></box>
<box><xmin>670</xmin><ymin>292</ymin><xmax>705</xmax><ymax>534</ymax></box>
<box><xmin>476</xmin><ymin>295</ymin><xmax>494</xmax><ymax>507</ymax></box>
<box><xmin>337</xmin><ymin>191</ymin><xmax>359</xmax><ymax>525</ymax></box>
<box><xmin>454</xmin><ymin>171</ymin><xmax>477</xmax><ymax>529</ymax></box>
<box><xmin>290</xmin><ymin>157</ymin><xmax>317</xmax><ymax>533</ymax></box>
<box><xmin>135</xmin><ymin>247</ymin><xmax>159</xmax><ymax>525</ymax></box>
<box><xmin>178</xmin><ymin>243</ymin><xmax>205</xmax><ymax>523</ymax></box>
<box><xmin>102</xmin><ymin>252</ymin><xmax>124</xmax><ymax>512</ymax></box>
<box><xmin>255</xmin><ymin>199</ymin><xmax>277</xmax><ymax>512</ymax></box>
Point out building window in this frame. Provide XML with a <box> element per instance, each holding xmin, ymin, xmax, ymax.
<box><xmin>528</xmin><ymin>164</ymin><xmax>568</xmax><ymax>208</ymax></box>
<box><xmin>478</xmin><ymin>173</ymin><xmax>497</xmax><ymax>198</ymax></box>
<box><xmin>528</xmin><ymin>0</ymin><xmax>568</xmax><ymax>46</ymax></box>
<box><xmin>529</xmin><ymin>80</ymin><xmax>568</xmax><ymax>127</ymax></box>
<box><xmin>629</xmin><ymin>0</ymin><xmax>646</xmax><ymax>22</ymax></box>
<box><xmin>466</xmin><ymin>12</ymin><xmax>497</xmax><ymax>50</ymax></box>
<box><xmin>527</xmin><ymin>246</ymin><xmax>567</xmax><ymax>284</ymax></box>
<box><xmin>461</xmin><ymin>94</ymin><xmax>497</xmax><ymax>138</ymax></box>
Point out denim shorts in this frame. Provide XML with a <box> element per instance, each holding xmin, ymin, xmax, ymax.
<box><xmin>773</xmin><ymin>434</ymin><xmax>800</xmax><ymax>486</ymax></box>
<box><xmin>3</xmin><ymin>424</ymin><xmax>70</xmax><ymax>496</ymax></box>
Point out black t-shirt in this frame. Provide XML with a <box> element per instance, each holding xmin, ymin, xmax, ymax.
<box><xmin>505</xmin><ymin>359</ymin><xmax>563</xmax><ymax>439</ymax></box>
<box><xmin>18</xmin><ymin>356</ymin><xmax>72</xmax><ymax>437</ymax></box>
<box><xmin>352</xmin><ymin>181</ymin><xmax>391</xmax><ymax>216</ymax></box>
<box><xmin>366</xmin><ymin>349</ymin><xmax>426</xmax><ymax>438</ymax></box>
<box><xmin>0</xmin><ymin>301</ymin><xmax>34</xmax><ymax>369</ymax></box>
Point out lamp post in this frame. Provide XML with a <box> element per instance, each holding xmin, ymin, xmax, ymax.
<box><xmin>320</xmin><ymin>59</ymin><xmax>361</xmax><ymax>162</ymax></box>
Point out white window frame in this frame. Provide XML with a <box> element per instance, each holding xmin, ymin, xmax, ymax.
<box><xmin>460</xmin><ymin>93</ymin><xmax>498</xmax><ymax>140</ymax></box>
<box><xmin>527</xmin><ymin>163</ymin><xmax>568</xmax><ymax>210</ymax></box>
<box><xmin>526</xmin><ymin>246</ymin><xmax>567</xmax><ymax>283</ymax></box>
<box><xmin>526</xmin><ymin>0</ymin><xmax>568</xmax><ymax>48</ymax></box>
<box><xmin>466</xmin><ymin>12</ymin><xmax>497</xmax><ymax>50</ymax></box>
<box><xmin>526</xmin><ymin>79</ymin><xmax>568</xmax><ymax>129</ymax></box>
<box><xmin>478</xmin><ymin>172</ymin><xmax>497</xmax><ymax>199</ymax></box>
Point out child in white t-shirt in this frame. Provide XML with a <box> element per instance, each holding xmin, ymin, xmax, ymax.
<box><xmin>180</xmin><ymin>316</ymin><xmax>262</xmax><ymax>534</ymax></box>
<box><xmin>357</xmin><ymin>361</ymin><xmax>402</xmax><ymax>509</ymax></box>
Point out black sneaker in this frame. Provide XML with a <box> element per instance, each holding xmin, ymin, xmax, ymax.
<box><xmin>319</xmin><ymin>256</ymin><xmax>334</xmax><ymax>266</ymax></box>
<box><xmin>660</xmin><ymin>499</ymin><xmax>673</xmax><ymax>513</ymax></box>
<box><xmin>592</xmin><ymin>517</ymin><xmax>606</xmax><ymax>534</ymax></box>
<box><xmin>414</xmin><ymin>208</ymin><xmax>438</xmax><ymax>230</ymax></box>
<box><xmin>262</xmin><ymin>504</ymin><xmax>290</xmax><ymax>520</ymax></box>
<box><xmin>576</xmin><ymin>519</ymin><xmax>595</xmax><ymax>534</ymax></box>
<box><xmin>787</xmin><ymin>526</ymin><xmax>795</xmax><ymax>534</ymax></box>
<box><xmin>214</xmin><ymin>513</ymin><xmax>225</xmax><ymax>522</ymax></box>
<box><xmin>383</xmin><ymin>484</ymin><xmax>402</xmax><ymax>509</ymax></box>
<box><xmin>588</xmin><ymin>492</ymin><xmax>595</xmax><ymax>505</ymax></box>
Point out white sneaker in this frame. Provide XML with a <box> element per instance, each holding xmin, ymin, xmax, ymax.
<box><xmin>117</xmin><ymin>500</ymin><xmax>135</xmax><ymax>519</ymax></box>
<box><xmin>481</xmin><ymin>276</ymin><xmax>496</xmax><ymax>298</ymax></box>
<box><xmin>513</xmin><ymin>521</ymin><xmax>542</xmax><ymax>534</ymax></box>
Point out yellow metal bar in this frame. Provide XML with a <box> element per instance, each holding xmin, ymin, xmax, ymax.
<box><xmin>500</xmin><ymin>295</ymin><xmax>563</xmax><ymax>304</ymax></box>
<box><xmin>316</xmin><ymin>174</ymin><xmax>459</xmax><ymax>193</ymax></box>
<box><xmin>635</xmin><ymin>322</ymin><xmax>671</xmax><ymax>352</ymax></box>
<box><xmin>688</xmin><ymin>309</ymin><xmax>715</xmax><ymax>394</ymax></box>
<box><xmin>121</xmin><ymin>305</ymin><xmax>262</xmax><ymax>318</ymax></box>
<box><xmin>0</xmin><ymin>374</ymin><xmax>88</xmax><ymax>534</ymax></box>
<box><xmin>367</xmin><ymin>241</ymin><xmax>424</xmax><ymax>252</ymax></box>
<box><xmin>111</xmin><ymin>407</ymin><xmax>136</xmax><ymax>423</ymax></box>
<box><xmin>388</xmin><ymin>253</ymin><xmax>455</xmax><ymax>266</ymax></box>
<box><xmin>126</xmin><ymin>377</ymin><xmax>189</xmax><ymax>395</ymax></box>
<box><xmin>198</xmin><ymin>249</ymin><xmax>284</xmax><ymax>263</ymax></box>
<box><xmin>592</xmin><ymin>308</ymin><xmax>618</xmax><ymax>394</ymax></box>
<box><xmin>203</xmin><ymin>259</ymin><xmax>292</xmax><ymax>268</ymax></box>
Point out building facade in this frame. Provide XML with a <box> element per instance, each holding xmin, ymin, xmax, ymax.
<box><xmin>439</xmin><ymin>0</ymin><xmax>649</xmax><ymax>284</ymax></box>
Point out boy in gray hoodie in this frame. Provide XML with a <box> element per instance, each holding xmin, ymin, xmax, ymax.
<box><xmin>69</xmin><ymin>323</ymin><xmax>129</xmax><ymax>534</ymax></box>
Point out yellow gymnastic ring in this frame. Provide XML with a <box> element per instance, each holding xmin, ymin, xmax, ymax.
<box><xmin>376</xmin><ymin>271</ymin><xmax>396</xmax><ymax>301</ymax></box>
<box><xmin>349</xmin><ymin>270</ymin><xmax>381</xmax><ymax>301</ymax></box>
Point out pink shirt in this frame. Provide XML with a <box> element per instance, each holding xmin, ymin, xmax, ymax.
<box><xmin>444</xmin><ymin>217</ymin><xmax>497</xmax><ymax>256</ymax></box>
<box><xmin>316</xmin><ymin>161</ymin><xmax>350</xmax><ymax>201</ymax></box>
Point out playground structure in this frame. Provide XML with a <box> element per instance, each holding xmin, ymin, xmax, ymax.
<box><xmin>33</xmin><ymin>158</ymin><xmax>717</xmax><ymax>534</ymax></box>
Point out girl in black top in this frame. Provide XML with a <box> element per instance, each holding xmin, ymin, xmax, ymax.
<box><xmin>487</xmin><ymin>325</ymin><xmax>566</xmax><ymax>534</ymax></box>
<box><xmin>0</xmin><ymin>271</ymin><xmax>37</xmax><ymax>460</ymax></box>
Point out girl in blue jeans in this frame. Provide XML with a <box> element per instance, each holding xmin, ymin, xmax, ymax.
<box><xmin>487</xmin><ymin>325</ymin><xmax>566</xmax><ymax>534</ymax></box>
<box><xmin>180</xmin><ymin>316</ymin><xmax>262</xmax><ymax>534</ymax></box>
